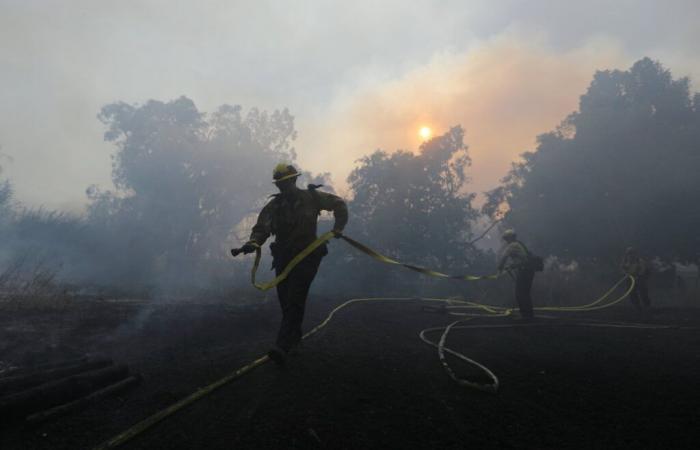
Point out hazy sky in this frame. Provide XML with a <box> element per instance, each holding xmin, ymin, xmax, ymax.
<box><xmin>1</xmin><ymin>0</ymin><xmax>699</xmax><ymax>211</ymax></box>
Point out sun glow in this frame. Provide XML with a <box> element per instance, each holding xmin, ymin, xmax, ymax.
<box><xmin>419</xmin><ymin>126</ymin><xmax>432</xmax><ymax>140</ymax></box>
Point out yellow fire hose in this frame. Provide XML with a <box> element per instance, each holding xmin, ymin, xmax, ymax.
<box><xmin>96</xmin><ymin>234</ymin><xmax>652</xmax><ymax>449</ymax></box>
<box><xmin>251</xmin><ymin>231</ymin><xmax>499</xmax><ymax>291</ymax></box>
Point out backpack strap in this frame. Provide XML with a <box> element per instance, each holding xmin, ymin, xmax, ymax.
<box><xmin>307</xmin><ymin>184</ymin><xmax>324</xmax><ymax>214</ymax></box>
<box><xmin>515</xmin><ymin>240</ymin><xmax>531</xmax><ymax>256</ymax></box>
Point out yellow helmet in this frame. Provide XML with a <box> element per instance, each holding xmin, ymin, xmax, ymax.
<box><xmin>502</xmin><ymin>229</ymin><xmax>517</xmax><ymax>240</ymax></box>
<box><xmin>272</xmin><ymin>163</ymin><xmax>300</xmax><ymax>183</ymax></box>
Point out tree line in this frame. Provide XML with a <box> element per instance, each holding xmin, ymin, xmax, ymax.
<box><xmin>0</xmin><ymin>58</ymin><xmax>698</xmax><ymax>298</ymax></box>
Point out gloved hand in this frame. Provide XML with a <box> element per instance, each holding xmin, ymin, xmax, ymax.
<box><xmin>240</xmin><ymin>242</ymin><xmax>258</xmax><ymax>254</ymax></box>
<box><xmin>331</xmin><ymin>229</ymin><xmax>343</xmax><ymax>239</ymax></box>
<box><xmin>231</xmin><ymin>242</ymin><xmax>258</xmax><ymax>257</ymax></box>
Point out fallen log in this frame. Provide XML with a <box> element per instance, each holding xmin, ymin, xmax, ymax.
<box><xmin>0</xmin><ymin>364</ymin><xmax>129</xmax><ymax>422</ymax></box>
<box><xmin>26</xmin><ymin>374</ymin><xmax>142</xmax><ymax>425</ymax></box>
<box><xmin>25</xmin><ymin>356</ymin><xmax>90</xmax><ymax>373</ymax></box>
<box><xmin>0</xmin><ymin>359</ymin><xmax>113</xmax><ymax>396</ymax></box>
<box><xmin>0</xmin><ymin>357</ymin><xmax>89</xmax><ymax>380</ymax></box>
<box><xmin>0</xmin><ymin>366</ymin><xmax>22</xmax><ymax>379</ymax></box>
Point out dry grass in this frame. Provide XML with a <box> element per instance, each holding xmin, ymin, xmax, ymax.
<box><xmin>0</xmin><ymin>254</ymin><xmax>71</xmax><ymax>311</ymax></box>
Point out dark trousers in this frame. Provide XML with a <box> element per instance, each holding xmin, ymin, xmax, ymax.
<box><xmin>630</xmin><ymin>277</ymin><xmax>651</xmax><ymax>308</ymax></box>
<box><xmin>273</xmin><ymin>252</ymin><xmax>323</xmax><ymax>352</ymax></box>
<box><xmin>515</xmin><ymin>268</ymin><xmax>535</xmax><ymax>318</ymax></box>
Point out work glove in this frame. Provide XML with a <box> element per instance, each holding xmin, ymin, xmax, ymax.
<box><xmin>240</xmin><ymin>242</ymin><xmax>258</xmax><ymax>254</ymax></box>
<box><xmin>231</xmin><ymin>242</ymin><xmax>258</xmax><ymax>257</ymax></box>
<box><xmin>331</xmin><ymin>229</ymin><xmax>343</xmax><ymax>239</ymax></box>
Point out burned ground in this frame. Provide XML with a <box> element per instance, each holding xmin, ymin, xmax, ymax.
<box><xmin>1</xmin><ymin>297</ymin><xmax>699</xmax><ymax>450</ymax></box>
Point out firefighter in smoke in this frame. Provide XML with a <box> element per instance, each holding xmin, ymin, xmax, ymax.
<box><xmin>621</xmin><ymin>246</ymin><xmax>652</xmax><ymax>312</ymax></box>
<box><xmin>233</xmin><ymin>164</ymin><xmax>348</xmax><ymax>366</ymax></box>
<box><xmin>497</xmin><ymin>229</ymin><xmax>539</xmax><ymax>319</ymax></box>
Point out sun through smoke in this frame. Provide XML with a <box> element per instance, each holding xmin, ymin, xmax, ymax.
<box><xmin>419</xmin><ymin>126</ymin><xmax>432</xmax><ymax>141</ymax></box>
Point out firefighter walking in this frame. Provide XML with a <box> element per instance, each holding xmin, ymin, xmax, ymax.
<box><xmin>233</xmin><ymin>164</ymin><xmax>348</xmax><ymax>366</ymax></box>
<box><xmin>497</xmin><ymin>229</ymin><xmax>539</xmax><ymax>319</ymax></box>
<box><xmin>621</xmin><ymin>246</ymin><xmax>652</xmax><ymax>312</ymax></box>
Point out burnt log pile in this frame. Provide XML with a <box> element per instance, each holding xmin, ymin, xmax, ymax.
<box><xmin>0</xmin><ymin>356</ymin><xmax>140</xmax><ymax>425</ymax></box>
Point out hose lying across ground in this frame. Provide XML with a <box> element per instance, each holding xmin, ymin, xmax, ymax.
<box><xmin>309</xmin><ymin>272</ymin><xmax>638</xmax><ymax>395</ymax></box>
<box><xmin>95</xmin><ymin>234</ymin><xmax>689</xmax><ymax>449</ymax></box>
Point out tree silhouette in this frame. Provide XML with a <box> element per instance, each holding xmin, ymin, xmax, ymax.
<box><xmin>89</xmin><ymin>96</ymin><xmax>299</xmax><ymax>291</ymax></box>
<box><xmin>340</xmin><ymin>126</ymin><xmax>482</xmax><ymax>287</ymax></box>
<box><xmin>485</xmin><ymin>58</ymin><xmax>700</xmax><ymax>263</ymax></box>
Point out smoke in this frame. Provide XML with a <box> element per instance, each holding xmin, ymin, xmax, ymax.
<box><xmin>5</xmin><ymin>2</ymin><xmax>700</xmax><ymax>210</ymax></box>
<box><xmin>297</xmin><ymin>34</ymin><xmax>631</xmax><ymax>198</ymax></box>
<box><xmin>2</xmin><ymin>2</ymin><xmax>700</xmax><ymax>300</ymax></box>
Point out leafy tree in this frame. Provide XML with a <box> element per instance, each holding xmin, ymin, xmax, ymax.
<box><xmin>485</xmin><ymin>58</ymin><xmax>700</xmax><ymax>263</ymax></box>
<box><xmin>88</xmin><ymin>96</ymin><xmax>299</xmax><ymax>292</ymax></box>
<box><xmin>326</xmin><ymin>126</ymin><xmax>484</xmax><ymax>293</ymax></box>
<box><xmin>0</xmin><ymin>177</ymin><xmax>12</xmax><ymax>228</ymax></box>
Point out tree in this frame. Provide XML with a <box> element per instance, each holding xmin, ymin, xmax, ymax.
<box><xmin>330</xmin><ymin>126</ymin><xmax>483</xmax><ymax>292</ymax></box>
<box><xmin>88</xmin><ymin>96</ymin><xmax>300</xmax><ymax>292</ymax></box>
<box><xmin>485</xmin><ymin>58</ymin><xmax>700</xmax><ymax>263</ymax></box>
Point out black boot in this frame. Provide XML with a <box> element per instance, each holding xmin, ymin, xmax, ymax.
<box><xmin>267</xmin><ymin>347</ymin><xmax>287</xmax><ymax>368</ymax></box>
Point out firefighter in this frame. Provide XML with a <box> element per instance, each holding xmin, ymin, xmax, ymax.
<box><xmin>235</xmin><ymin>164</ymin><xmax>348</xmax><ymax>366</ymax></box>
<box><xmin>497</xmin><ymin>229</ymin><xmax>536</xmax><ymax>319</ymax></box>
<box><xmin>621</xmin><ymin>247</ymin><xmax>652</xmax><ymax>312</ymax></box>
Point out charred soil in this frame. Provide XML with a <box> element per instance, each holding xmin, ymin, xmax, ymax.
<box><xmin>1</xmin><ymin>297</ymin><xmax>699</xmax><ymax>450</ymax></box>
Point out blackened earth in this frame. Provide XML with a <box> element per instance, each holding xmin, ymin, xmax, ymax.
<box><xmin>1</xmin><ymin>297</ymin><xmax>699</xmax><ymax>450</ymax></box>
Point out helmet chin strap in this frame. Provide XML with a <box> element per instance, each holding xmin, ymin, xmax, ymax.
<box><xmin>276</xmin><ymin>179</ymin><xmax>299</xmax><ymax>196</ymax></box>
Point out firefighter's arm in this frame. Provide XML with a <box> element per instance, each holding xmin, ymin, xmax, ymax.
<box><xmin>621</xmin><ymin>256</ymin><xmax>635</xmax><ymax>275</ymax></box>
<box><xmin>497</xmin><ymin>256</ymin><xmax>507</xmax><ymax>273</ymax></box>
<box><xmin>318</xmin><ymin>192</ymin><xmax>348</xmax><ymax>235</ymax></box>
<box><xmin>232</xmin><ymin>205</ymin><xmax>272</xmax><ymax>257</ymax></box>
<box><xmin>497</xmin><ymin>245</ymin><xmax>512</xmax><ymax>272</ymax></box>
<box><xmin>248</xmin><ymin>202</ymin><xmax>274</xmax><ymax>247</ymax></box>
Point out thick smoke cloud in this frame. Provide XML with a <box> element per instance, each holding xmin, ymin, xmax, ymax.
<box><xmin>2</xmin><ymin>1</ymin><xmax>700</xmax><ymax>209</ymax></box>
<box><xmin>298</xmin><ymin>34</ymin><xmax>628</xmax><ymax>197</ymax></box>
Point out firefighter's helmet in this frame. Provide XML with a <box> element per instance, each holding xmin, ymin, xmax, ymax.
<box><xmin>273</xmin><ymin>163</ymin><xmax>300</xmax><ymax>183</ymax></box>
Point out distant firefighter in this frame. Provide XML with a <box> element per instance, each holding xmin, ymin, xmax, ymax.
<box><xmin>497</xmin><ymin>229</ymin><xmax>542</xmax><ymax>319</ymax></box>
<box><xmin>621</xmin><ymin>247</ymin><xmax>652</xmax><ymax>311</ymax></box>
<box><xmin>234</xmin><ymin>164</ymin><xmax>348</xmax><ymax>366</ymax></box>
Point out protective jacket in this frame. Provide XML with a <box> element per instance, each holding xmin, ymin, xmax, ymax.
<box><xmin>249</xmin><ymin>186</ymin><xmax>348</xmax><ymax>258</ymax></box>
<box><xmin>622</xmin><ymin>255</ymin><xmax>650</xmax><ymax>279</ymax></box>
<box><xmin>498</xmin><ymin>241</ymin><xmax>530</xmax><ymax>272</ymax></box>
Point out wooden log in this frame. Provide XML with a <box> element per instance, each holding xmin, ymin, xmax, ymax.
<box><xmin>0</xmin><ymin>359</ymin><xmax>113</xmax><ymax>396</ymax></box>
<box><xmin>26</xmin><ymin>375</ymin><xmax>142</xmax><ymax>425</ymax></box>
<box><xmin>25</xmin><ymin>357</ymin><xmax>90</xmax><ymax>373</ymax></box>
<box><xmin>0</xmin><ymin>364</ymin><xmax>129</xmax><ymax>422</ymax></box>
<box><xmin>0</xmin><ymin>357</ymin><xmax>89</xmax><ymax>380</ymax></box>
<box><xmin>0</xmin><ymin>367</ymin><xmax>22</xmax><ymax>379</ymax></box>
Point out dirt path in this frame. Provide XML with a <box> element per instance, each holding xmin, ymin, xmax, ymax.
<box><xmin>2</xmin><ymin>299</ymin><xmax>700</xmax><ymax>449</ymax></box>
